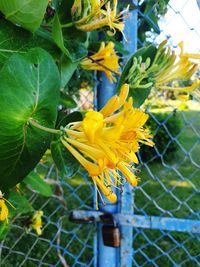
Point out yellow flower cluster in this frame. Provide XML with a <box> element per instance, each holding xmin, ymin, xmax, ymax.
<box><xmin>126</xmin><ymin>40</ymin><xmax>200</xmax><ymax>94</ymax></box>
<box><xmin>61</xmin><ymin>84</ymin><xmax>154</xmax><ymax>207</ymax></box>
<box><xmin>81</xmin><ymin>42</ymin><xmax>120</xmax><ymax>83</ymax></box>
<box><xmin>72</xmin><ymin>0</ymin><xmax>129</xmax><ymax>35</ymax></box>
<box><xmin>0</xmin><ymin>190</ymin><xmax>15</xmax><ymax>223</ymax></box>
<box><xmin>0</xmin><ymin>198</ymin><xmax>8</xmax><ymax>222</ymax></box>
<box><xmin>31</xmin><ymin>211</ymin><xmax>43</xmax><ymax>236</ymax></box>
<box><xmin>154</xmin><ymin>41</ymin><xmax>199</xmax><ymax>92</ymax></box>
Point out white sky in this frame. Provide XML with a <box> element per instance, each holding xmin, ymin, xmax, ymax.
<box><xmin>155</xmin><ymin>0</ymin><xmax>200</xmax><ymax>53</ymax></box>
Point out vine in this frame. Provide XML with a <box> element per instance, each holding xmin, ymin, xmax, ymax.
<box><xmin>0</xmin><ymin>0</ymin><xmax>199</xmax><ymax>239</ymax></box>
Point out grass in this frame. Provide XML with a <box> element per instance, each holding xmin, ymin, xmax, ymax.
<box><xmin>133</xmin><ymin>109</ymin><xmax>200</xmax><ymax>266</ymax></box>
<box><xmin>136</xmin><ymin>110</ymin><xmax>200</xmax><ymax>217</ymax></box>
<box><xmin>1</xmin><ymin>109</ymin><xmax>200</xmax><ymax>266</ymax></box>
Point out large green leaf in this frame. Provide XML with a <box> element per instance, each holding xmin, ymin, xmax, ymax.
<box><xmin>24</xmin><ymin>171</ymin><xmax>53</xmax><ymax>197</ymax></box>
<box><xmin>0</xmin><ymin>48</ymin><xmax>60</xmax><ymax>191</ymax></box>
<box><xmin>52</xmin><ymin>14</ymin><xmax>88</xmax><ymax>62</ymax></box>
<box><xmin>0</xmin><ymin>0</ymin><xmax>49</xmax><ymax>32</ymax></box>
<box><xmin>51</xmin><ymin>140</ymin><xmax>80</xmax><ymax>178</ymax></box>
<box><xmin>60</xmin><ymin>56</ymin><xmax>78</xmax><ymax>88</ymax></box>
<box><xmin>117</xmin><ymin>45</ymin><xmax>157</xmax><ymax>107</ymax></box>
<box><xmin>0</xmin><ymin>19</ymin><xmax>60</xmax><ymax>69</ymax></box>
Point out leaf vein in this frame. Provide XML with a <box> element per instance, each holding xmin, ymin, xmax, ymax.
<box><xmin>6</xmin><ymin>0</ymin><xmax>33</xmax><ymax>19</ymax></box>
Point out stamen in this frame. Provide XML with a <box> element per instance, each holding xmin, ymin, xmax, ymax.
<box><xmin>96</xmin><ymin>185</ymin><xmax>106</xmax><ymax>206</ymax></box>
<box><xmin>93</xmin><ymin>178</ymin><xmax>99</xmax><ymax>210</ymax></box>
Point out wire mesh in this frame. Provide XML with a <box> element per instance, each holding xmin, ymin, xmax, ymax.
<box><xmin>0</xmin><ymin>90</ymin><xmax>96</xmax><ymax>267</ymax></box>
<box><xmin>1</xmin><ymin>1</ymin><xmax>200</xmax><ymax>266</ymax></box>
<box><xmin>132</xmin><ymin>0</ymin><xmax>200</xmax><ymax>266</ymax></box>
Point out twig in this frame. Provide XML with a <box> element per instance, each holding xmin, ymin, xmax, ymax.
<box><xmin>87</xmin><ymin>55</ymin><xmax>120</xmax><ymax>76</ymax></box>
<box><xmin>56</xmin><ymin>216</ymin><xmax>69</xmax><ymax>267</ymax></box>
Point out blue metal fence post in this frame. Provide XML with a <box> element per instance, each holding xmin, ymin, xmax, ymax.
<box><xmin>96</xmin><ymin>1</ymin><xmax>138</xmax><ymax>266</ymax></box>
<box><xmin>97</xmin><ymin>74</ymin><xmax>119</xmax><ymax>267</ymax></box>
<box><xmin>120</xmin><ymin>1</ymin><xmax>137</xmax><ymax>266</ymax></box>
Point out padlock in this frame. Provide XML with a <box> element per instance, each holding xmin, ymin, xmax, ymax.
<box><xmin>102</xmin><ymin>225</ymin><xmax>120</xmax><ymax>247</ymax></box>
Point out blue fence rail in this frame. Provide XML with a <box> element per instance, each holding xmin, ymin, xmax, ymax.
<box><xmin>1</xmin><ymin>1</ymin><xmax>200</xmax><ymax>266</ymax></box>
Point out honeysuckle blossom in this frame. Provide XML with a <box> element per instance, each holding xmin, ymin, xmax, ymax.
<box><xmin>154</xmin><ymin>41</ymin><xmax>200</xmax><ymax>91</ymax></box>
<box><xmin>71</xmin><ymin>0</ymin><xmax>129</xmax><ymax>35</ymax></box>
<box><xmin>31</xmin><ymin>211</ymin><xmax>43</xmax><ymax>236</ymax></box>
<box><xmin>179</xmin><ymin>41</ymin><xmax>200</xmax><ymax>61</ymax></box>
<box><xmin>61</xmin><ymin>84</ymin><xmax>154</xmax><ymax>207</ymax></box>
<box><xmin>0</xmin><ymin>190</ymin><xmax>15</xmax><ymax>223</ymax></box>
<box><xmin>81</xmin><ymin>42</ymin><xmax>120</xmax><ymax>83</ymax></box>
<box><xmin>126</xmin><ymin>40</ymin><xmax>200</xmax><ymax>93</ymax></box>
<box><xmin>0</xmin><ymin>197</ymin><xmax>8</xmax><ymax>222</ymax></box>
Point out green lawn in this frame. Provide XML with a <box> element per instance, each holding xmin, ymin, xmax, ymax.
<box><xmin>133</xmin><ymin>109</ymin><xmax>200</xmax><ymax>266</ymax></box>
<box><xmin>1</xmin><ymin>109</ymin><xmax>200</xmax><ymax>266</ymax></box>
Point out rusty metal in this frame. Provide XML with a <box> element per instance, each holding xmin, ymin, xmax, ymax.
<box><xmin>102</xmin><ymin>226</ymin><xmax>121</xmax><ymax>248</ymax></box>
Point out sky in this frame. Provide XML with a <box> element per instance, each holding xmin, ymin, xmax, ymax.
<box><xmin>155</xmin><ymin>0</ymin><xmax>200</xmax><ymax>53</ymax></box>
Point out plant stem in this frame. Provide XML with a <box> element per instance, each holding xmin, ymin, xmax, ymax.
<box><xmin>61</xmin><ymin>22</ymin><xmax>74</xmax><ymax>28</ymax></box>
<box><xmin>28</xmin><ymin>118</ymin><xmax>61</xmax><ymax>135</ymax></box>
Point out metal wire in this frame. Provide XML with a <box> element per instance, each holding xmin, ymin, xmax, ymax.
<box><xmin>1</xmin><ymin>1</ymin><xmax>200</xmax><ymax>266</ymax></box>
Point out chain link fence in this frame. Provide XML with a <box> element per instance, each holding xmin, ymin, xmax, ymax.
<box><xmin>133</xmin><ymin>1</ymin><xmax>200</xmax><ymax>265</ymax></box>
<box><xmin>1</xmin><ymin>1</ymin><xmax>200</xmax><ymax>266</ymax></box>
<box><xmin>0</xmin><ymin>90</ymin><xmax>96</xmax><ymax>267</ymax></box>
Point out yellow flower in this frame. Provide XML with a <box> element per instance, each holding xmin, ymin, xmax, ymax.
<box><xmin>81</xmin><ymin>42</ymin><xmax>120</xmax><ymax>83</ymax></box>
<box><xmin>61</xmin><ymin>84</ymin><xmax>154</xmax><ymax>207</ymax></box>
<box><xmin>179</xmin><ymin>41</ymin><xmax>200</xmax><ymax>60</ymax></box>
<box><xmin>72</xmin><ymin>0</ymin><xmax>129</xmax><ymax>35</ymax></box>
<box><xmin>158</xmin><ymin>78</ymin><xmax>199</xmax><ymax>92</ymax></box>
<box><xmin>83</xmin><ymin>111</ymin><xmax>104</xmax><ymax>143</ymax></box>
<box><xmin>31</xmin><ymin>211</ymin><xmax>43</xmax><ymax>236</ymax></box>
<box><xmin>0</xmin><ymin>199</ymin><xmax>8</xmax><ymax>222</ymax></box>
<box><xmin>126</xmin><ymin>40</ymin><xmax>200</xmax><ymax>94</ymax></box>
<box><xmin>154</xmin><ymin>41</ymin><xmax>200</xmax><ymax>91</ymax></box>
<box><xmin>0</xmin><ymin>190</ymin><xmax>15</xmax><ymax>223</ymax></box>
<box><xmin>177</xmin><ymin>94</ymin><xmax>189</xmax><ymax>101</ymax></box>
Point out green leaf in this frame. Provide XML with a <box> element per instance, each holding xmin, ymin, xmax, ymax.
<box><xmin>117</xmin><ymin>45</ymin><xmax>157</xmax><ymax>107</ymax></box>
<box><xmin>60</xmin><ymin>92</ymin><xmax>77</xmax><ymax>108</ymax></box>
<box><xmin>60</xmin><ymin>56</ymin><xmax>79</xmax><ymax>87</ymax></box>
<box><xmin>51</xmin><ymin>0</ymin><xmax>64</xmax><ymax>10</ymax></box>
<box><xmin>56</xmin><ymin>111</ymin><xmax>83</xmax><ymax>129</ymax></box>
<box><xmin>51</xmin><ymin>140</ymin><xmax>80</xmax><ymax>178</ymax></box>
<box><xmin>52</xmin><ymin>14</ymin><xmax>88</xmax><ymax>62</ymax></box>
<box><xmin>0</xmin><ymin>48</ymin><xmax>60</xmax><ymax>191</ymax></box>
<box><xmin>8</xmin><ymin>192</ymin><xmax>33</xmax><ymax>215</ymax></box>
<box><xmin>0</xmin><ymin>0</ymin><xmax>49</xmax><ymax>32</ymax></box>
<box><xmin>56</xmin><ymin>0</ymin><xmax>74</xmax><ymax>22</ymax></box>
<box><xmin>0</xmin><ymin>221</ymin><xmax>9</xmax><ymax>241</ymax></box>
<box><xmin>24</xmin><ymin>172</ymin><xmax>53</xmax><ymax>197</ymax></box>
<box><xmin>0</xmin><ymin>19</ymin><xmax>60</xmax><ymax>69</ymax></box>
<box><xmin>0</xmin><ymin>0</ymin><xmax>48</xmax><ymax>33</ymax></box>
<box><xmin>52</xmin><ymin>112</ymin><xmax>82</xmax><ymax>177</ymax></box>
<box><xmin>130</xmin><ymin>88</ymin><xmax>151</xmax><ymax>108</ymax></box>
